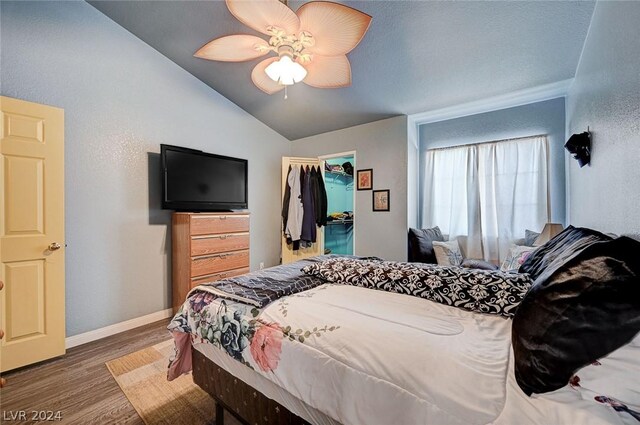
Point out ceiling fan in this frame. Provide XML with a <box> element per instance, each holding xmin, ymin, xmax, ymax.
<box><xmin>195</xmin><ymin>0</ymin><xmax>372</xmax><ymax>96</ymax></box>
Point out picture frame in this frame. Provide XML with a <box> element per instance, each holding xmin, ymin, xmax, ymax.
<box><xmin>356</xmin><ymin>169</ymin><xmax>373</xmax><ymax>190</ymax></box>
<box><xmin>373</xmin><ymin>189</ymin><xmax>390</xmax><ymax>212</ymax></box>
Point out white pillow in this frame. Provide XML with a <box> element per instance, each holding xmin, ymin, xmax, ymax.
<box><xmin>432</xmin><ymin>240</ymin><xmax>463</xmax><ymax>266</ymax></box>
<box><xmin>501</xmin><ymin>244</ymin><xmax>537</xmax><ymax>272</ymax></box>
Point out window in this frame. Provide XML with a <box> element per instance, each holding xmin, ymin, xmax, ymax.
<box><xmin>421</xmin><ymin>136</ymin><xmax>549</xmax><ymax>263</ymax></box>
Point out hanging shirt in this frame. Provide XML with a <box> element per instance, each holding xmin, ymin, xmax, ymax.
<box><xmin>301</xmin><ymin>165</ymin><xmax>317</xmax><ymax>246</ymax></box>
<box><xmin>284</xmin><ymin>165</ymin><xmax>303</xmax><ymax>244</ymax></box>
<box><xmin>282</xmin><ymin>165</ymin><xmax>292</xmax><ymax>235</ymax></box>
<box><xmin>312</xmin><ymin>166</ymin><xmax>328</xmax><ymax>227</ymax></box>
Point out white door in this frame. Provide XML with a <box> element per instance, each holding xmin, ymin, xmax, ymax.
<box><xmin>0</xmin><ymin>96</ymin><xmax>66</xmax><ymax>372</ymax></box>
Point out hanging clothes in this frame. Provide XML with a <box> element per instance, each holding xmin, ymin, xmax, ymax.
<box><xmin>300</xmin><ymin>165</ymin><xmax>317</xmax><ymax>247</ymax></box>
<box><xmin>284</xmin><ymin>165</ymin><xmax>303</xmax><ymax>248</ymax></box>
<box><xmin>282</xmin><ymin>164</ymin><xmax>292</xmax><ymax>235</ymax></box>
<box><xmin>312</xmin><ymin>166</ymin><xmax>328</xmax><ymax>227</ymax></box>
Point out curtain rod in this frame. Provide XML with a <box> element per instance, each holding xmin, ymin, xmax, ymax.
<box><xmin>426</xmin><ymin>134</ymin><xmax>548</xmax><ymax>152</ymax></box>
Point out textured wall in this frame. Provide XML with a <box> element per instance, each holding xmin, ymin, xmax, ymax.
<box><xmin>418</xmin><ymin>98</ymin><xmax>567</xmax><ymax>225</ymax></box>
<box><xmin>291</xmin><ymin>117</ymin><xmax>408</xmax><ymax>261</ymax></box>
<box><xmin>0</xmin><ymin>1</ymin><xmax>290</xmax><ymax>336</ymax></box>
<box><xmin>566</xmin><ymin>1</ymin><xmax>640</xmax><ymax>235</ymax></box>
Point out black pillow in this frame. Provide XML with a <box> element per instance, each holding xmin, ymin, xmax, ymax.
<box><xmin>512</xmin><ymin>236</ymin><xmax>640</xmax><ymax>396</ymax></box>
<box><xmin>518</xmin><ymin>225</ymin><xmax>612</xmax><ymax>280</ymax></box>
<box><xmin>408</xmin><ymin>227</ymin><xmax>444</xmax><ymax>263</ymax></box>
<box><xmin>461</xmin><ymin>259</ymin><xmax>499</xmax><ymax>271</ymax></box>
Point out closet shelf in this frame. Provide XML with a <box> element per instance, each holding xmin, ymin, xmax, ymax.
<box><xmin>326</xmin><ymin>219</ymin><xmax>354</xmax><ymax>226</ymax></box>
<box><xmin>326</xmin><ymin>170</ymin><xmax>353</xmax><ymax>178</ymax></box>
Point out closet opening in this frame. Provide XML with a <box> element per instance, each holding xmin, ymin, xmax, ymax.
<box><xmin>320</xmin><ymin>151</ymin><xmax>356</xmax><ymax>256</ymax></box>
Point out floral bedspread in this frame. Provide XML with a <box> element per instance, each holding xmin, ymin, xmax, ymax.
<box><xmin>167</xmin><ymin>259</ymin><xmax>638</xmax><ymax>425</ymax></box>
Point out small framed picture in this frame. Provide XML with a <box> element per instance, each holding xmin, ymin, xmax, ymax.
<box><xmin>356</xmin><ymin>169</ymin><xmax>373</xmax><ymax>190</ymax></box>
<box><xmin>373</xmin><ymin>189</ymin><xmax>390</xmax><ymax>212</ymax></box>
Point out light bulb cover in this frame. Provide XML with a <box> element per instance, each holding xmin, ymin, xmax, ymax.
<box><xmin>264</xmin><ymin>55</ymin><xmax>307</xmax><ymax>85</ymax></box>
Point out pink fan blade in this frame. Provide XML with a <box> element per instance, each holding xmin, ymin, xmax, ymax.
<box><xmin>296</xmin><ymin>2</ymin><xmax>371</xmax><ymax>56</ymax></box>
<box><xmin>194</xmin><ymin>35</ymin><xmax>270</xmax><ymax>62</ymax></box>
<box><xmin>303</xmin><ymin>54</ymin><xmax>351</xmax><ymax>88</ymax></box>
<box><xmin>226</xmin><ymin>0</ymin><xmax>300</xmax><ymax>36</ymax></box>
<box><xmin>252</xmin><ymin>57</ymin><xmax>285</xmax><ymax>94</ymax></box>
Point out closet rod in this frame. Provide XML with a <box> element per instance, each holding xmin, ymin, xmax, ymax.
<box><xmin>426</xmin><ymin>133</ymin><xmax>548</xmax><ymax>152</ymax></box>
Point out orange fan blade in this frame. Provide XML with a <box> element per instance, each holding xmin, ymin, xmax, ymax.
<box><xmin>194</xmin><ymin>35</ymin><xmax>270</xmax><ymax>62</ymax></box>
<box><xmin>296</xmin><ymin>2</ymin><xmax>371</xmax><ymax>56</ymax></box>
<box><xmin>226</xmin><ymin>0</ymin><xmax>300</xmax><ymax>36</ymax></box>
<box><xmin>252</xmin><ymin>57</ymin><xmax>285</xmax><ymax>94</ymax></box>
<box><xmin>303</xmin><ymin>55</ymin><xmax>351</xmax><ymax>88</ymax></box>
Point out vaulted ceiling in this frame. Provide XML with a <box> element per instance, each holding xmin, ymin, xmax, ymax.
<box><xmin>89</xmin><ymin>1</ymin><xmax>595</xmax><ymax>140</ymax></box>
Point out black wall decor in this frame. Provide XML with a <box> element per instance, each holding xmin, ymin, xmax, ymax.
<box><xmin>565</xmin><ymin>131</ymin><xmax>591</xmax><ymax>167</ymax></box>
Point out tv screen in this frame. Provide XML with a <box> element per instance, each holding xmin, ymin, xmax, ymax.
<box><xmin>161</xmin><ymin>144</ymin><xmax>248</xmax><ymax>211</ymax></box>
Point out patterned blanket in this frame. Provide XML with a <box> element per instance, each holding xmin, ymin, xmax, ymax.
<box><xmin>186</xmin><ymin>256</ymin><xmax>335</xmax><ymax>307</ymax></box>
<box><xmin>302</xmin><ymin>257</ymin><xmax>533</xmax><ymax>317</ymax></box>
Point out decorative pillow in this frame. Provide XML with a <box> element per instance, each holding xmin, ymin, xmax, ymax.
<box><xmin>303</xmin><ymin>257</ymin><xmax>532</xmax><ymax>317</ymax></box>
<box><xmin>461</xmin><ymin>259</ymin><xmax>499</xmax><ymax>271</ymax></box>
<box><xmin>301</xmin><ymin>256</ymin><xmax>384</xmax><ymax>285</ymax></box>
<box><xmin>501</xmin><ymin>245</ymin><xmax>537</xmax><ymax>272</ymax></box>
<box><xmin>512</xmin><ymin>236</ymin><xmax>640</xmax><ymax>396</ymax></box>
<box><xmin>524</xmin><ymin>229</ymin><xmax>541</xmax><ymax>246</ymax></box>
<box><xmin>432</xmin><ymin>240</ymin><xmax>463</xmax><ymax>266</ymax></box>
<box><xmin>518</xmin><ymin>225</ymin><xmax>613</xmax><ymax>280</ymax></box>
<box><xmin>408</xmin><ymin>227</ymin><xmax>445</xmax><ymax>263</ymax></box>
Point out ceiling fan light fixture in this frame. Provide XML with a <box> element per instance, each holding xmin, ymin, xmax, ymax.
<box><xmin>265</xmin><ymin>54</ymin><xmax>307</xmax><ymax>85</ymax></box>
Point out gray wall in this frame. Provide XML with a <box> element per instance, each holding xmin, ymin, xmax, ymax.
<box><xmin>291</xmin><ymin>116</ymin><xmax>409</xmax><ymax>261</ymax></box>
<box><xmin>418</xmin><ymin>98</ymin><xmax>567</xmax><ymax>225</ymax></box>
<box><xmin>566</xmin><ymin>1</ymin><xmax>640</xmax><ymax>235</ymax></box>
<box><xmin>0</xmin><ymin>1</ymin><xmax>290</xmax><ymax>336</ymax></box>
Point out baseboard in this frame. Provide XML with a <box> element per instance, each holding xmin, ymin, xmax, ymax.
<box><xmin>65</xmin><ymin>308</ymin><xmax>174</xmax><ymax>349</ymax></box>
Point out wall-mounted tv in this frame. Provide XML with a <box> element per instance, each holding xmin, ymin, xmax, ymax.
<box><xmin>161</xmin><ymin>144</ymin><xmax>248</xmax><ymax>211</ymax></box>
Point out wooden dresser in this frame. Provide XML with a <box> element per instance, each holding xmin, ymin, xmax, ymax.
<box><xmin>172</xmin><ymin>212</ymin><xmax>250</xmax><ymax>313</ymax></box>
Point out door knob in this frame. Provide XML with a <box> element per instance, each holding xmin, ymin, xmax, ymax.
<box><xmin>48</xmin><ymin>242</ymin><xmax>62</xmax><ymax>251</ymax></box>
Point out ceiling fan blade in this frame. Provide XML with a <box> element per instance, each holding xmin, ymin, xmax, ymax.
<box><xmin>252</xmin><ymin>57</ymin><xmax>285</xmax><ymax>94</ymax></box>
<box><xmin>194</xmin><ymin>35</ymin><xmax>270</xmax><ymax>62</ymax></box>
<box><xmin>226</xmin><ymin>0</ymin><xmax>300</xmax><ymax>36</ymax></box>
<box><xmin>303</xmin><ymin>55</ymin><xmax>351</xmax><ymax>88</ymax></box>
<box><xmin>296</xmin><ymin>2</ymin><xmax>372</xmax><ymax>56</ymax></box>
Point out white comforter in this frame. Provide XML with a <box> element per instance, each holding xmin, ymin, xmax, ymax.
<box><xmin>258</xmin><ymin>284</ymin><xmax>510</xmax><ymax>425</ymax></box>
<box><xmin>171</xmin><ymin>283</ymin><xmax>639</xmax><ymax>425</ymax></box>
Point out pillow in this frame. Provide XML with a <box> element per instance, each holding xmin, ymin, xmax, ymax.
<box><xmin>408</xmin><ymin>227</ymin><xmax>445</xmax><ymax>263</ymax></box>
<box><xmin>432</xmin><ymin>240</ymin><xmax>463</xmax><ymax>266</ymax></box>
<box><xmin>501</xmin><ymin>245</ymin><xmax>537</xmax><ymax>272</ymax></box>
<box><xmin>512</xmin><ymin>236</ymin><xmax>640</xmax><ymax>396</ymax></box>
<box><xmin>461</xmin><ymin>259</ymin><xmax>499</xmax><ymax>271</ymax></box>
<box><xmin>302</xmin><ymin>257</ymin><xmax>532</xmax><ymax>317</ymax></box>
<box><xmin>518</xmin><ymin>225</ymin><xmax>612</xmax><ymax>280</ymax></box>
<box><xmin>524</xmin><ymin>229</ymin><xmax>541</xmax><ymax>246</ymax></box>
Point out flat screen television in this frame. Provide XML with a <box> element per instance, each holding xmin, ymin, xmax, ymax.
<box><xmin>161</xmin><ymin>144</ymin><xmax>248</xmax><ymax>211</ymax></box>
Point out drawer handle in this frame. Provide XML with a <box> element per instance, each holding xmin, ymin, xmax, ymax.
<box><xmin>219</xmin><ymin>216</ymin><xmax>227</xmax><ymax>220</ymax></box>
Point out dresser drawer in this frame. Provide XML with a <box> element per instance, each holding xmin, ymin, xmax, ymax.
<box><xmin>191</xmin><ymin>249</ymin><xmax>250</xmax><ymax>277</ymax></box>
<box><xmin>190</xmin><ymin>214</ymin><xmax>249</xmax><ymax>236</ymax></box>
<box><xmin>191</xmin><ymin>233</ymin><xmax>249</xmax><ymax>256</ymax></box>
<box><xmin>190</xmin><ymin>267</ymin><xmax>250</xmax><ymax>288</ymax></box>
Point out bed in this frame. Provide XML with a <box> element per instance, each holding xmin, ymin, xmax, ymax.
<box><xmin>167</xmin><ymin>242</ymin><xmax>640</xmax><ymax>425</ymax></box>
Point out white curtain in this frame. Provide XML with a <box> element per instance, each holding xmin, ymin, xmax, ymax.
<box><xmin>421</xmin><ymin>136</ymin><xmax>549</xmax><ymax>263</ymax></box>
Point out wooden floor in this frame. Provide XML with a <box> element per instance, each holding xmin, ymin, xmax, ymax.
<box><xmin>0</xmin><ymin>319</ymin><xmax>177</xmax><ymax>424</ymax></box>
